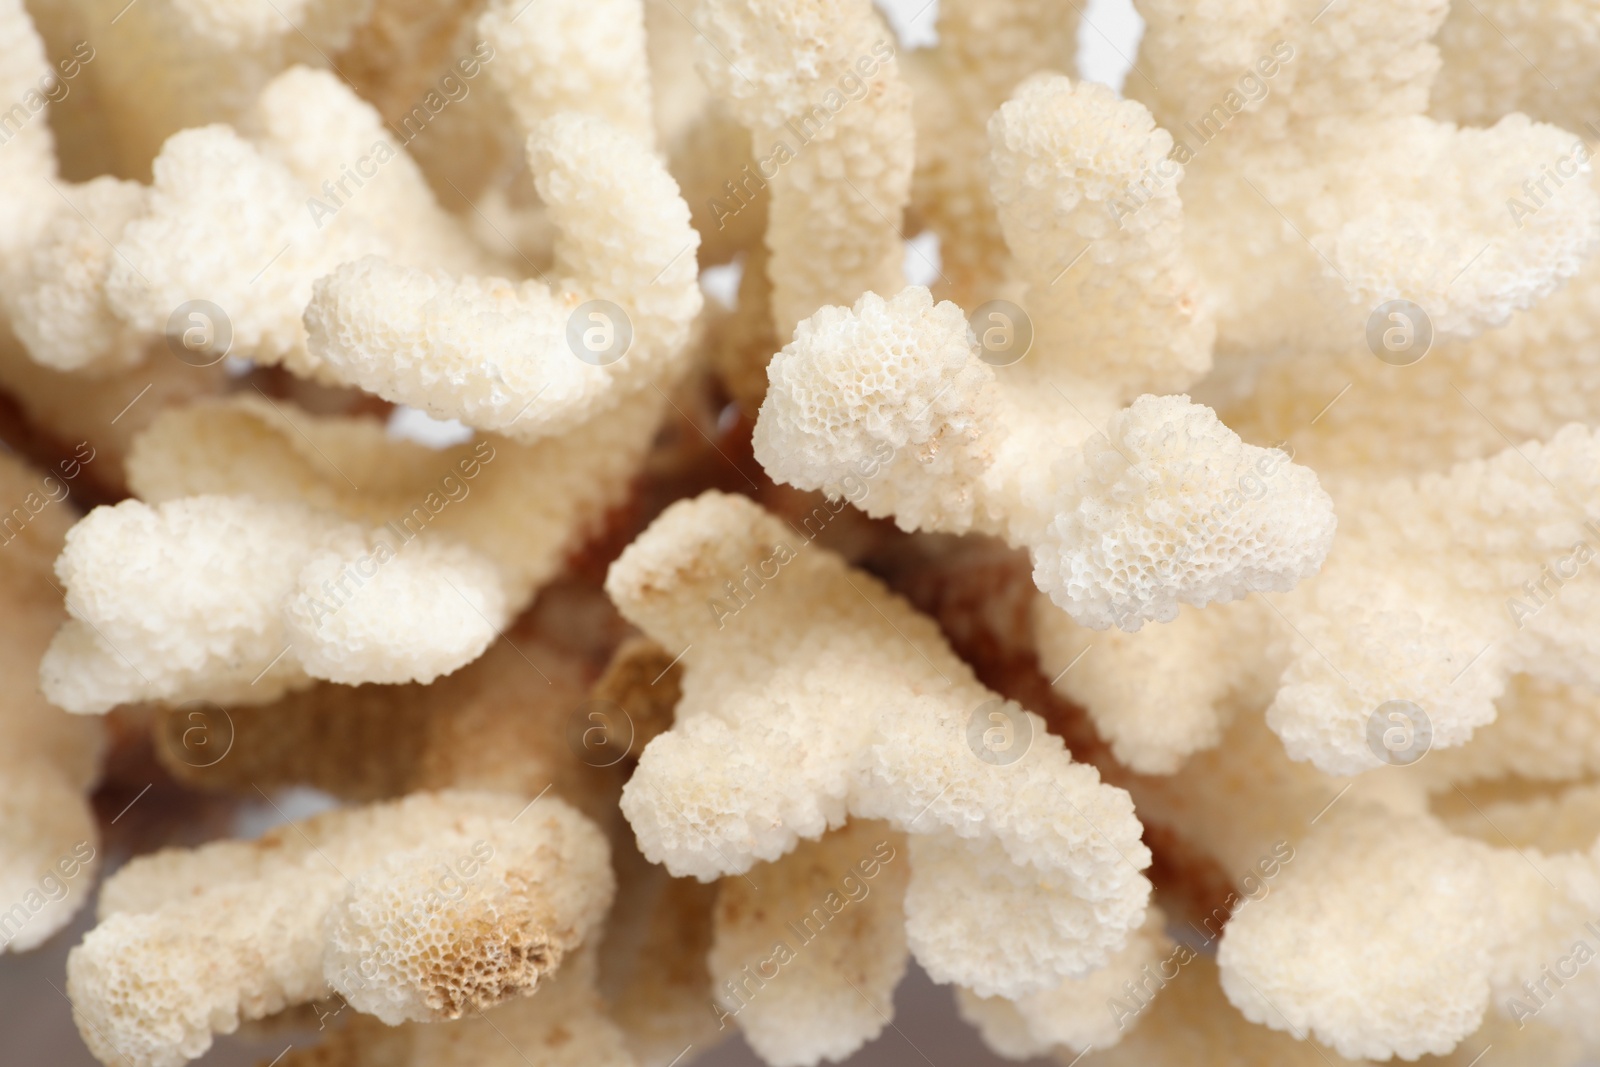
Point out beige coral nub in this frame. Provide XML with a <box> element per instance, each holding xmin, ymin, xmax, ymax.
<box><xmin>1218</xmin><ymin>804</ymin><xmax>1499</xmax><ymax>1060</ymax></box>
<box><xmin>606</xmin><ymin>491</ymin><xmax>1152</xmax><ymax>998</ymax></box>
<box><xmin>0</xmin><ymin>453</ymin><xmax>104</xmax><ymax>958</ymax></box>
<box><xmin>68</xmin><ymin>791</ymin><xmax>613</xmax><ymax>1067</ymax></box>
<box><xmin>709</xmin><ymin>822</ymin><xmax>910</xmax><ymax>1065</ymax></box>
<box><xmin>2</xmin><ymin>177</ymin><xmax>148</xmax><ymax>374</ymax></box>
<box><xmin>755</xmin><ymin>287</ymin><xmax>1004</xmax><ymax>535</ymax></box>
<box><xmin>1032</xmin><ymin>598</ymin><xmax>1283</xmax><ymax>773</ymax></box>
<box><xmin>106</xmin><ymin>123</ymin><xmax>383</xmax><ymax>370</ymax></box>
<box><xmin>690</xmin><ymin>0</ymin><xmax>912</xmax><ymax>340</ymax></box>
<box><xmin>126</xmin><ymin>391</ymin><xmax>660</xmax><ymax>608</ymax></box>
<box><xmin>326</xmin><ymin>837</ymin><xmax>602</xmax><ymax>1023</ymax></box>
<box><xmin>1033</xmin><ymin>395</ymin><xmax>1336</xmax><ymax>631</ymax></box>
<box><xmin>987</xmin><ymin>74</ymin><xmax>1214</xmax><ymax>399</ymax></box>
<box><xmin>1269</xmin><ymin>423</ymin><xmax>1600</xmax><ymax>773</ymax></box>
<box><xmin>0</xmin><ymin>0</ymin><xmax>60</xmax><ymax>259</ymax></box>
<box><xmin>40</xmin><ymin>495</ymin><xmax>511</xmax><ymax>712</ymax></box>
<box><xmin>304</xmin><ymin>112</ymin><xmax>700</xmax><ymax>440</ymax></box>
<box><xmin>755</xmin><ymin>293</ymin><xmax>1336</xmax><ymax>632</ymax></box>
<box><xmin>957</xmin><ymin>906</ymin><xmax>1175</xmax><ymax>1056</ymax></box>
<box><xmin>905</xmin><ymin>0</ymin><xmax>1081</xmax><ymax>305</ymax></box>
<box><xmin>478</xmin><ymin>0</ymin><xmax>655</xmax><ymax>145</ymax></box>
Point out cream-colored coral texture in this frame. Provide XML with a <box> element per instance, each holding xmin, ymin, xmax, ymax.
<box><xmin>2</xmin><ymin>1</ymin><xmax>1600</xmax><ymax>1066</ymax></box>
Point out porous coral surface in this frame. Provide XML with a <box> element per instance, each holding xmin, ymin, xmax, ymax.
<box><xmin>2</xmin><ymin>1</ymin><xmax>1600</xmax><ymax>1066</ymax></box>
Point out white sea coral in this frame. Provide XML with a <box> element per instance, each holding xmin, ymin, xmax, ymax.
<box><xmin>2</xmin><ymin>64</ymin><xmax>490</xmax><ymax>380</ymax></box>
<box><xmin>1132</xmin><ymin>0</ymin><xmax>1600</xmax><ymax>350</ymax></box>
<box><xmin>0</xmin><ymin>451</ymin><xmax>104</xmax><ymax>955</ymax></box>
<box><xmin>68</xmin><ymin>790</ymin><xmax>612</xmax><ymax>1067</ymax></box>
<box><xmin>689</xmin><ymin>0</ymin><xmax>913</xmax><ymax>349</ymax></box>
<box><xmin>477</xmin><ymin>0</ymin><xmax>655</xmax><ymax>144</ymax></box>
<box><xmin>1217</xmin><ymin>803</ymin><xmax>1501</xmax><ymax>1060</ymax></box>
<box><xmin>31</xmin><ymin>45</ymin><xmax>696</xmax><ymax>711</ymax></box>
<box><xmin>270</xmin><ymin>946</ymin><xmax>641</xmax><ymax>1067</ymax></box>
<box><xmin>754</xmin><ymin>73</ymin><xmax>1333</xmax><ymax>633</ymax></box>
<box><xmin>756</xmin><ymin>286</ymin><xmax>1334</xmax><ymax>631</ymax></box>
<box><xmin>42</xmin><ymin>387</ymin><xmax>657</xmax><ymax>712</ymax></box>
<box><xmin>1033</xmin><ymin>599</ymin><xmax>1283</xmax><ymax>774</ymax></box>
<box><xmin>6</xmin><ymin>0</ymin><xmax>1600</xmax><ymax>1063</ymax></box>
<box><xmin>956</xmin><ymin>906</ymin><xmax>1176</xmax><ymax>1058</ymax></box>
<box><xmin>606</xmin><ymin>491</ymin><xmax>1151</xmax><ymax>999</ymax></box>
<box><xmin>1268</xmin><ymin>424</ymin><xmax>1600</xmax><ymax>773</ymax></box>
<box><xmin>1013</xmin><ymin>5</ymin><xmax>1600</xmax><ymax>793</ymax></box>
<box><xmin>707</xmin><ymin>821</ymin><xmax>910</xmax><ymax>1065</ymax></box>
<box><xmin>304</xmin><ymin>111</ymin><xmax>701</xmax><ymax>440</ymax></box>
<box><xmin>55</xmin><ymin>0</ymin><xmax>372</xmax><ymax>174</ymax></box>
<box><xmin>904</xmin><ymin>0</ymin><xmax>1081</xmax><ymax>305</ymax></box>
<box><xmin>41</xmin><ymin>494</ymin><xmax>506</xmax><ymax>711</ymax></box>
<box><xmin>126</xmin><ymin>394</ymin><xmax>649</xmax><ymax>605</ymax></box>
<box><xmin>1124</xmin><ymin>700</ymin><xmax>1600</xmax><ymax>1063</ymax></box>
<box><xmin>985</xmin><ymin>74</ymin><xmax>1214</xmax><ymax>398</ymax></box>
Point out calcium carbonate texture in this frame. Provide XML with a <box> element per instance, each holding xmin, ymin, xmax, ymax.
<box><xmin>0</xmin><ymin>0</ymin><xmax>1598</xmax><ymax>1065</ymax></box>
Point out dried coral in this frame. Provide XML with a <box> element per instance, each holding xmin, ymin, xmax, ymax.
<box><xmin>4</xmin><ymin>0</ymin><xmax>1600</xmax><ymax>1065</ymax></box>
<box><xmin>68</xmin><ymin>790</ymin><xmax>612</xmax><ymax>1066</ymax></box>
<box><xmin>606</xmin><ymin>491</ymin><xmax>1151</xmax><ymax>1007</ymax></box>
<box><xmin>0</xmin><ymin>450</ymin><xmax>104</xmax><ymax>955</ymax></box>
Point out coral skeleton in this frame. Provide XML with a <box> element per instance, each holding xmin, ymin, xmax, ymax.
<box><xmin>0</xmin><ymin>0</ymin><xmax>1599</xmax><ymax>1065</ymax></box>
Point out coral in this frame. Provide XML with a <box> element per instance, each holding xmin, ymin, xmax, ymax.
<box><xmin>708</xmin><ymin>820</ymin><xmax>910</xmax><ymax>1065</ymax></box>
<box><xmin>42</xmin><ymin>387</ymin><xmax>657</xmax><ymax>710</ymax></box>
<box><xmin>0</xmin><ymin>451</ymin><xmax>104</xmax><ymax>954</ymax></box>
<box><xmin>688</xmin><ymin>0</ymin><xmax>914</xmax><ymax>391</ymax></box>
<box><xmin>68</xmin><ymin>791</ymin><xmax>612</xmax><ymax>1066</ymax></box>
<box><xmin>904</xmin><ymin>0</ymin><xmax>1081</xmax><ymax>305</ymax></box>
<box><xmin>606</xmin><ymin>491</ymin><xmax>1151</xmax><ymax>1003</ymax></box>
<box><xmin>3</xmin><ymin>0</ymin><xmax>1600</xmax><ymax>1065</ymax></box>
<box><xmin>3</xmin><ymin>65</ymin><xmax>489</xmax><ymax>380</ymax></box>
<box><xmin>755</xmin><ymin>286</ymin><xmax>1334</xmax><ymax>631</ymax></box>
